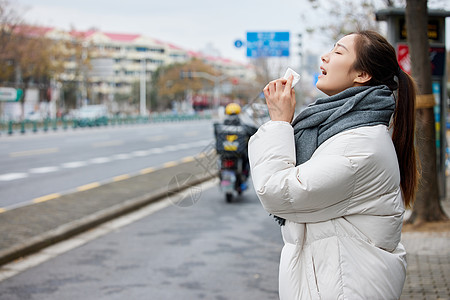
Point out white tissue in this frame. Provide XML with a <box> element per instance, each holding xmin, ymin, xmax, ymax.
<box><xmin>283</xmin><ymin>67</ymin><xmax>300</xmax><ymax>88</ymax></box>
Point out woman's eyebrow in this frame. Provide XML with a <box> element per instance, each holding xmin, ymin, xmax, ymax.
<box><xmin>336</xmin><ymin>43</ymin><xmax>349</xmax><ymax>52</ymax></box>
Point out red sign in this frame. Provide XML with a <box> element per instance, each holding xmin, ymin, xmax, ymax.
<box><xmin>397</xmin><ymin>44</ymin><xmax>445</xmax><ymax>77</ymax></box>
<box><xmin>397</xmin><ymin>44</ymin><xmax>411</xmax><ymax>74</ymax></box>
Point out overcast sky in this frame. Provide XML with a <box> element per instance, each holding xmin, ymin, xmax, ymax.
<box><xmin>14</xmin><ymin>0</ymin><xmax>315</xmax><ymax>63</ymax></box>
<box><xmin>13</xmin><ymin>0</ymin><xmax>450</xmax><ymax>66</ymax></box>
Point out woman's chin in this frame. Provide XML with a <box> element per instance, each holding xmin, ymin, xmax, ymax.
<box><xmin>315</xmin><ymin>81</ymin><xmax>328</xmax><ymax>95</ymax></box>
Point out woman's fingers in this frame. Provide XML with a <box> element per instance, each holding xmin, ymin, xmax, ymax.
<box><xmin>263</xmin><ymin>75</ymin><xmax>296</xmax><ymax>122</ymax></box>
<box><xmin>269</xmin><ymin>80</ymin><xmax>277</xmax><ymax>95</ymax></box>
<box><xmin>285</xmin><ymin>75</ymin><xmax>294</xmax><ymax>91</ymax></box>
<box><xmin>275</xmin><ymin>79</ymin><xmax>283</xmax><ymax>94</ymax></box>
<box><xmin>263</xmin><ymin>83</ymin><xmax>270</xmax><ymax>97</ymax></box>
<box><xmin>265</xmin><ymin>78</ymin><xmax>288</xmax><ymax>96</ymax></box>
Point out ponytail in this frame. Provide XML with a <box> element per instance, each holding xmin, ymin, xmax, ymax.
<box><xmin>391</xmin><ymin>69</ymin><xmax>419</xmax><ymax>208</ymax></box>
<box><xmin>352</xmin><ymin>30</ymin><xmax>419</xmax><ymax>208</ymax></box>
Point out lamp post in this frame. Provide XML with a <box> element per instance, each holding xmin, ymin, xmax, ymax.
<box><xmin>140</xmin><ymin>59</ymin><xmax>147</xmax><ymax>116</ymax></box>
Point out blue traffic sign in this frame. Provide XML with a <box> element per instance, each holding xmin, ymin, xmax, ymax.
<box><xmin>246</xmin><ymin>32</ymin><xmax>290</xmax><ymax>58</ymax></box>
<box><xmin>234</xmin><ymin>39</ymin><xmax>244</xmax><ymax>48</ymax></box>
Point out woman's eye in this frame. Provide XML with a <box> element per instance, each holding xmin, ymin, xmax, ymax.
<box><xmin>334</xmin><ymin>51</ymin><xmax>342</xmax><ymax>55</ymax></box>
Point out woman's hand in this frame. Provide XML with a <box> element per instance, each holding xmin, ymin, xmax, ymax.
<box><xmin>263</xmin><ymin>75</ymin><xmax>296</xmax><ymax>123</ymax></box>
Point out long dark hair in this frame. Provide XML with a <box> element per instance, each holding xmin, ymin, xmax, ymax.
<box><xmin>351</xmin><ymin>30</ymin><xmax>418</xmax><ymax>208</ymax></box>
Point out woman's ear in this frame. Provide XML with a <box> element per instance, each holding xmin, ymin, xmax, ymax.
<box><xmin>354</xmin><ymin>71</ymin><xmax>372</xmax><ymax>84</ymax></box>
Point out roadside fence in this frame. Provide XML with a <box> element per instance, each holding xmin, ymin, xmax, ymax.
<box><xmin>0</xmin><ymin>113</ymin><xmax>212</xmax><ymax>136</ymax></box>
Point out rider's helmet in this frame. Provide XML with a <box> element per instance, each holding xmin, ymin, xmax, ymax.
<box><xmin>225</xmin><ymin>103</ymin><xmax>241</xmax><ymax>115</ymax></box>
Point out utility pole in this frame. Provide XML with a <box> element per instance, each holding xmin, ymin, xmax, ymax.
<box><xmin>140</xmin><ymin>59</ymin><xmax>147</xmax><ymax>116</ymax></box>
<box><xmin>81</xmin><ymin>42</ymin><xmax>88</xmax><ymax>107</ymax></box>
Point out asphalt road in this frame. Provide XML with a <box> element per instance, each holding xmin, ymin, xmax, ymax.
<box><xmin>0</xmin><ymin>121</ymin><xmax>215</xmax><ymax>210</ymax></box>
<box><xmin>0</xmin><ymin>179</ymin><xmax>283</xmax><ymax>300</ymax></box>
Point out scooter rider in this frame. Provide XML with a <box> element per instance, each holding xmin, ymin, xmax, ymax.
<box><xmin>214</xmin><ymin>103</ymin><xmax>256</xmax><ymax>185</ymax></box>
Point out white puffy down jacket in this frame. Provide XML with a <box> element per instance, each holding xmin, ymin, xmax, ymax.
<box><xmin>248</xmin><ymin>121</ymin><xmax>406</xmax><ymax>300</ymax></box>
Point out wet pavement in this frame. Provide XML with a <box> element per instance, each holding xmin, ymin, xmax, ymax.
<box><xmin>0</xmin><ymin>151</ymin><xmax>448</xmax><ymax>299</ymax></box>
<box><xmin>400</xmin><ymin>198</ymin><xmax>450</xmax><ymax>300</ymax></box>
<box><xmin>0</xmin><ymin>153</ymin><xmax>218</xmax><ymax>266</ymax></box>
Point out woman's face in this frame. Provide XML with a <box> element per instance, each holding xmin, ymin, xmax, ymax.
<box><xmin>316</xmin><ymin>34</ymin><xmax>364</xmax><ymax>96</ymax></box>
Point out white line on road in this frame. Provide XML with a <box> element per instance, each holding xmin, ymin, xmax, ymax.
<box><xmin>131</xmin><ymin>150</ymin><xmax>150</xmax><ymax>157</ymax></box>
<box><xmin>111</xmin><ymin>153</ymin><xmax>133</xmax><ymax>160</ymax></box>
<box><xmin>149</xmin><ymin>148</ymin><xmax>164</xmax><ymax>154</ymax></box>
<box><xmin>61</xmin><ymin>161</ymin><xmax>88</xmax><ymax>168</ymax></box>
<box><xmin>2</xmin><ymin>139</ymin><xmax>213</xmax><ymax>182</ymax></box>
<box><xmin>0</xmin><ymin>173</ymin><xmax>28</xmax><ymax>181</ymax></box>
<box><xmin>163</xmin><ymin>145</ymin><xmax>178</xmax><ymax>151</ymax></box>
<box><xmin>89</xmin><ymin>157</ymin><xmax>112</xmax><ymax>164</ymax></box>
<box><xmin>29</xmin><ymin>167</ymin><xmax>60</xmax><ymax>174</ymax></box>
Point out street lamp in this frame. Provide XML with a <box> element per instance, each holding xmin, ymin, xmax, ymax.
<box><xmin>140</xmin><ymin>59</ymin><xmax>146</xmax><ymax>116</ymax></box>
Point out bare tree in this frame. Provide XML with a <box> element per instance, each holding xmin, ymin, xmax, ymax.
<box><xmin>304</xmin><ymin>0</ymin><xmax>383</xmax><ymax>43</ymax></box>
<box><xmin>0</xmin><ymin>1</ymin><xmax>75</xmax><ymax>118</ymax></box>
<box><xmin>0</xmin><ymin>0</ymin><xmax>24</xmax><ymax>84</ymax></box>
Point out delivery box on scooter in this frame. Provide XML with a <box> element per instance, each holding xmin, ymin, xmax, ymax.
<box><xmin>214</xmin><ymin>123</ymin><xmax>248</xmax><ymax>154</ymax></box>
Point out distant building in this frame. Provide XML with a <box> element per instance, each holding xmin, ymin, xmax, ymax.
<box><xmin>42</xmin><ymin>27</ymin><xmax>255</xmax><ymax>102</ymax></box>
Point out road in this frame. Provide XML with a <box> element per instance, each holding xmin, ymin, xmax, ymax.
<box><xmin>0</xmin><ymin>121</ymin><xmax>215</xmax><ymax>210</ymax></box>
<box><xmin>0</xmin><ymin>179</ymin><xmax>282</xmax><ymax>299</ymax></box>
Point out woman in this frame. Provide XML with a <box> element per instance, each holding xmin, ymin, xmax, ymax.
<box><xmin>248</xmin><ymin>30</ymin><xmax>418</xmax><ymax>299</ymax></box>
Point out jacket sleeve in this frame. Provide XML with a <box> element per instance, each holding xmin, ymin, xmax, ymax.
<box><xmin>248</xmin><ymin>121</ymin><xmax>357</xmax><ymax>223</ymax></box>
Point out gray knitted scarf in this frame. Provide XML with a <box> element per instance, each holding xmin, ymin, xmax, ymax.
<box><xmin>272</xmin><ymin>85</ymin><xmax>395</xmax><ymax>226</ymax></box>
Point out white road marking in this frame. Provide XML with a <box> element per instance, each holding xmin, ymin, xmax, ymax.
<box><xmin>29</xmin><ymin>166</ymin><xmax>59</xmax><ymax>174</ymax></box>
<box><xmin>149</xmin><ymin>148</ymin><xmax>164</xmax><ymax>154</ymax></box>
<box><xmin>163</xmin><ymin>145</ymin><xmax>178</xmax><ymax>151</ymax></box>
<box><xmin>131</xmin><ymin>150</ymin><xmax>150</xmax><ymax>157</ymax></box>
<box><xmin>112</xmin><ymin>153</ymin><xmax>132</xmax><ymax>160</ymax></box>
<box><xmin>61</xmin><ymin>161</ymin><xmax>88</xmax><ymax>168</ymax></box>
<box><xmin>0</xmin><ymin>173</ymin><xmax>28</xmax><ymax>181</ymax></box>
<box><xmin>89</xmin><ymin>157</ymin><xmax>112</xmax><ymax>164</ymax></box>
<box><xmin>1</xmin><ymin>139</ymin><xmax>213</xmax><ymax>181</ymax></box>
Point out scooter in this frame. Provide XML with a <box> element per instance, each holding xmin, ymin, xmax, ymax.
<box><xmin>218</xmin><ymin>154</ymin><xmax>249</xmax><ymax>203</ymax></box>
<box><xmin>214</xmin><ymin>122</ymin><xmax>249</xmax><ymax>202</ymax></box>
<box><xmin>214</xmin><ymin>102</ymin><xmax>268</xmax><ymax>203</ymax></box>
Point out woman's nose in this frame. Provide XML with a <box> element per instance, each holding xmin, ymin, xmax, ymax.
<box><xmin>321</xmin><ymin>53</ymin><xmax>328</xmax><ymax>62</ymax></box>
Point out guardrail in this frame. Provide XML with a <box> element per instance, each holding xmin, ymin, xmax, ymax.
<box><xmin>0</xmin><ymin>113</ymin><xmax>212</xmax><ymax>136</ymax></box>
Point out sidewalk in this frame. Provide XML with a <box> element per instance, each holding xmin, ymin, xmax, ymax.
<box><xmin>400</xmin><ymin>186</ymin><xmax>450</xmax><ymax>299</ymax></box>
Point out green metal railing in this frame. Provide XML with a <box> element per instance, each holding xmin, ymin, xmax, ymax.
<box><xmin>0</xmin><ymin>113</ymin><xmax>212</xmax><ymax>136</ymax></box>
